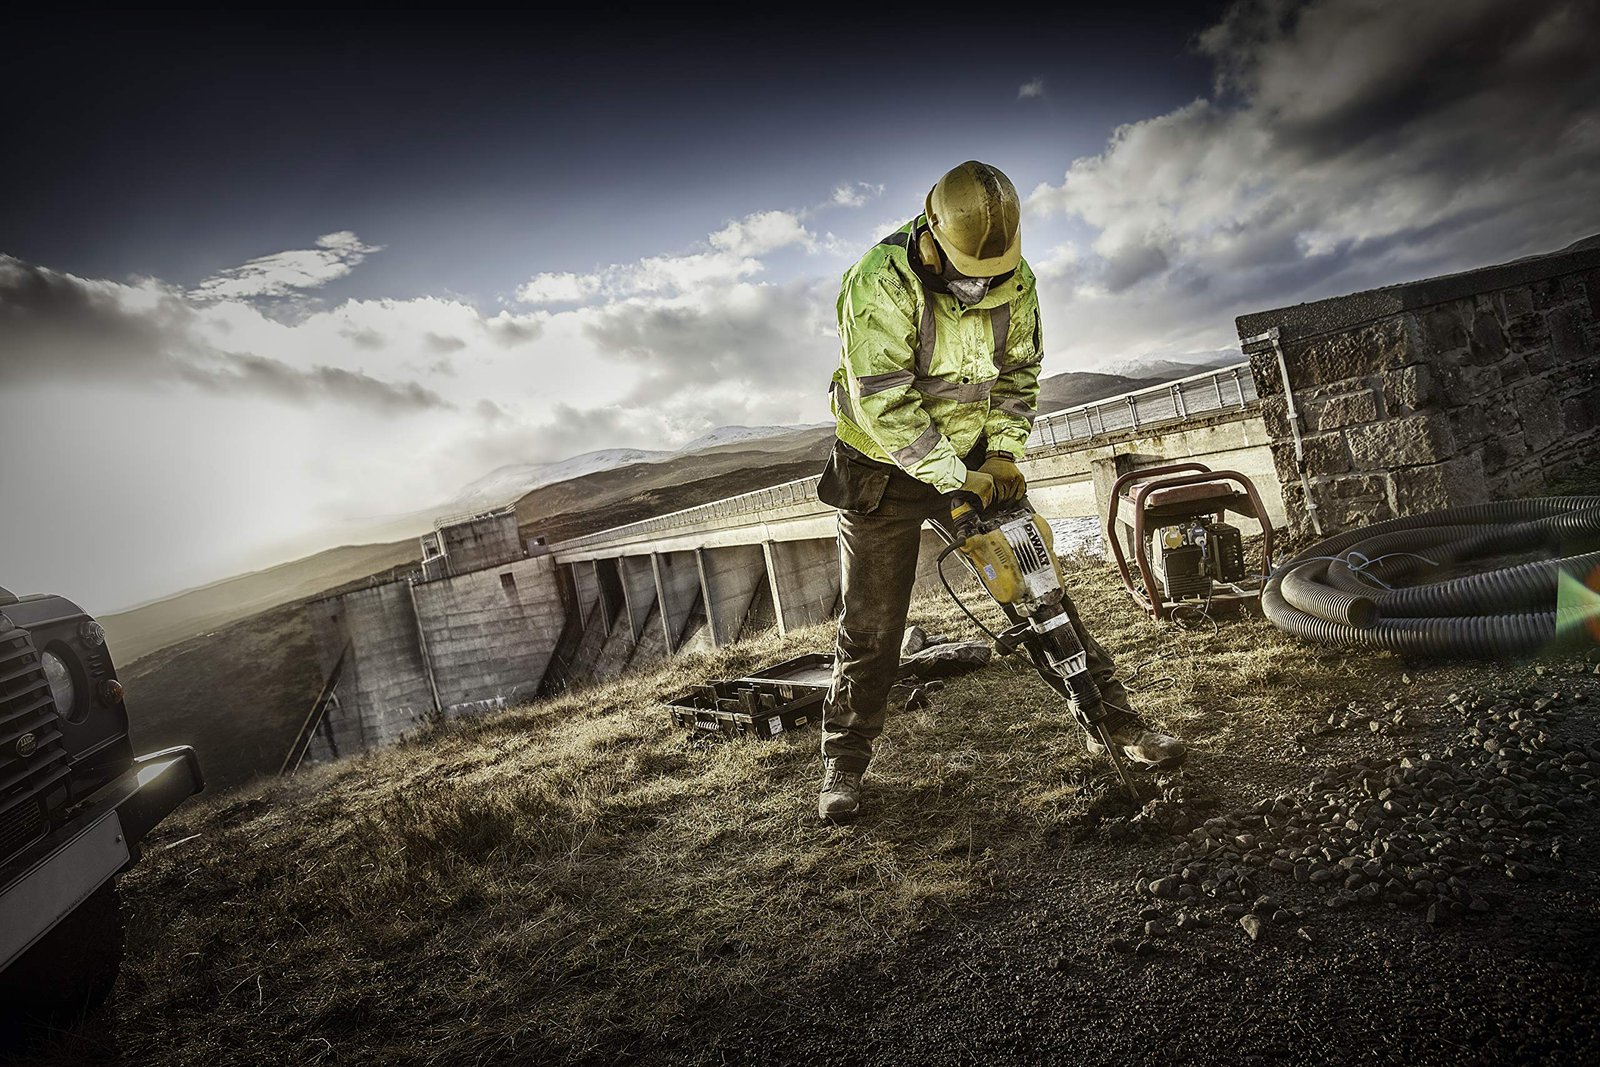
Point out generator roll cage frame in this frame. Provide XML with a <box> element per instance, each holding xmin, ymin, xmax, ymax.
<box><xmin>1106</xmin><ymin>462</ymin><xmax>1276</xmax><ymax>620</ymax></box>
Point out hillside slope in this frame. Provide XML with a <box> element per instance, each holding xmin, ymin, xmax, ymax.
<box><xmin>101</xmin><ymin>541</ymin><xmax>422</xmax><ymax>666</ymax></box>
<box><xmin>514</xmin><ymin>439</ymin><xmax>834</xmax><ymax>542</ymax></box>
<box><xmin>118</xmin><ymin>597</ymin><xmax>322</xmax><ymax>793</ymax></box>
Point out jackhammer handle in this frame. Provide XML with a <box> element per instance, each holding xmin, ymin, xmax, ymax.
<box><xmin>947</xmin><ymin>492</ymin><xmax>983</xmax><ymax>541</ymax></box>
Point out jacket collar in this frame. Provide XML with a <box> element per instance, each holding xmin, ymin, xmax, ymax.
<box><xmin>902</xmin><ymin>215</ymin><xmax>1022</xmax><ymax>310</ymax></box>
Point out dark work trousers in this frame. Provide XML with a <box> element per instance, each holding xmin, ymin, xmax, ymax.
<box><xmin>814</xmin><ymin>439</ymin><xmax>1132</xmax><ymax>773</ymax></box>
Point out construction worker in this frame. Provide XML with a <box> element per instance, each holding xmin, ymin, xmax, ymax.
<box><xmin>815</xmin><ymin>160</ymin><xmax>1186</xmax><ymax>823</ymax></box>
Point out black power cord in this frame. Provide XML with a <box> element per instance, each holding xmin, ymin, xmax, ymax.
<box><xmin>935</xmin><ymin>542</ymin><xmax>1005</xmax><ymax>644</ymax></box>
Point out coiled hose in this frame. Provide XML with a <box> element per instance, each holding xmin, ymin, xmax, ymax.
<box><xmin>1263</xmin><ymin>497</ymin><xmax>1600</xmax><ymax>656</ymax></box>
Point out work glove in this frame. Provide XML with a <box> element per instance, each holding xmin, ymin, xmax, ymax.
<box><xmin>958</xmin><ymin>469</ymin><xmax>996</xmax><ymax>511</ymax></box>
<box><xmin>979</xmin><ymin>453</ymin><xmax>1027</xmax><ymax>503</ymax></box>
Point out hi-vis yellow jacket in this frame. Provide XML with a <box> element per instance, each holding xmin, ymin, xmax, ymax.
<box><xmin>830</xmin><ymin>215</ymin><xmax>1042</xmax><ymax>494</ymax></box>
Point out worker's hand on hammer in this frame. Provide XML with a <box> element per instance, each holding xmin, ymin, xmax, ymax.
<box><xmin>979</xmin><ymin>453</ymin><xmax>1026</xmax><ymax>503</ymax></box>
<box><xmin>958</xmin><ymin>469</ymin><xmax>997</xmax><ymax>511</ymax></box>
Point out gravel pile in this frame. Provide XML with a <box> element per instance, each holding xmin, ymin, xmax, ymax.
<box><xmin>1121</xmin><ymin>682</ymin><xmax>1597</xmax><ymax>950</ymax></box>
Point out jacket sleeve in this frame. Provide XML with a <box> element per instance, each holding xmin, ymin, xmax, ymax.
<box><xmin>838</xmin><ymin>267</ymin><xmax>969</xmax><ymax>493</ymax></box>
<box><xmin>983</xmin><ymin>284</ymin><xmax>1042</xmax><ymax>459</ymax></box>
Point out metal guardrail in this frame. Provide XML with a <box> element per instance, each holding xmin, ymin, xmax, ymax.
<box><xmin>555</xmin><ymin>476</ymin><xmax>824</xmax><ymax>551</ymax></box>
<box><xmin>553</xmin><ymin>362</ymin><xmax>1258</xmax><ymax>553</ymax></box>
<box><xmin>431</xmin><ymin>503</ymin><xmax>517</xmax><ymax>531</ymax></box>
<box><xmin>1025</xmin><ymin>362</ymin><xmax>1256</xmax><ymax>452</ymax></box>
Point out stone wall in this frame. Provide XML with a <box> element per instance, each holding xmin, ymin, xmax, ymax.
<box><xmin>1238</xmin><ymin>237</ymin><xmax>1600</xmax><ymax>536</ymax></box>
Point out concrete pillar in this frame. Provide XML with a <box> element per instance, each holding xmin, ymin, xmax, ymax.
<box><xmin>573</xmin><ymin>561</ymin><xmax>601</xmax><ymax>627</ymax></box>
<box><xmin>624</xmin><ymin>600</ymin><xmax>672</xmax><ymax>672</ymax></box>
<box><xmin>572</xmin><ymin>601</ymin><xmax>613</xmax><ymax>671</ymax></box>
<box><xmin>763</xmin><ymin>537</ymin><xmax>841</xmax><ymax>636</ymax></box>
<box><xmin>308</xmin><ymin>582</ymin><xmax>436</xmax><ymax>757</ymax></box>
<box><xmin>651</xmin><ymin>551</ymin><xmax>702</xmax><ymax>654</ymax></box>
<box><xmin>618</xmin><ymin>555</ymin><xmax>657</xmax><ymax>641</ymax></box>
<box><xmin>1091</xmin><ymin>452</ymin><xmax>1143</xmax><ymax>557</ymax></box>
<box><xmin>594</xmin><ymin>558</ymin><xmax>622</xmax><ymax>633</ymax></box>
<box><xmin>696</xmin><ymin>544</ymin><xmax>769</xmax><ymax>647</ymax></box>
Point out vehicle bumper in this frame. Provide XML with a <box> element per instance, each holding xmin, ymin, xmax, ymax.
<box><xmin>0</xmin><ymin>746</ymin><xmax>204</xmax><ymax>971</ymax></box>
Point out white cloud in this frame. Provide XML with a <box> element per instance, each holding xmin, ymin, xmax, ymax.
<box><xmin>709</xmin><ymin>210</ymin><xmax>814</xmax><ymax>256</ymax></box>
<box><xmin>831</xmin><ymin>182</ymin><xmax>885</xmax><ymax>208</ymax></box>
<box><xmin>583</xmin><ymin>278</ymin><xmax>835</xmax><ymax>402</ymax></box>
<box><xmin>516</xmin><ymin>271</ymin><xmax>600</xmax><ymax>304</ymax></box>
<box><xmin>516</xmin><ymin>208</ymin><xmax>817</xmax><ymax>305</ymax></box>
<box><xmin>615</xmin><ymin>250</ymin><xmax>766</xmax><ymax>294</ymax></box>
<box><xmin>1018</xmin><ymin>77</ymin><xmax>1045</xmax><ymax>100</ymax></box>
<box><xmin>0</xmin><ymin>257</ymin><xmax>448</xmax><ymax>411</ymax></box>
<box><xmin>191</xmin><ymin>230</ymin><xmax>383</xmax><ymax>301</ymax></box>
<box><xmin>1026</xmin><ymin>0</ymin><xmax>1600</xmax><ymax>363</ymax></box>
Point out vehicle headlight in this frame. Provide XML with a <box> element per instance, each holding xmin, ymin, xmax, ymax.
<box><xmin>40</xmin><ymin>649</ymin><xmax>78</xmax><ymax>718</ymax></box>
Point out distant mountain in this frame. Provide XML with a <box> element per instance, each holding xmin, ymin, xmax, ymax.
<box><xmin>447</xmin><ymin>448</ymin><xmax>672</xmax><ymax>514</ymax></box>
<box><xmin>1093</xmin><ymin>349</ymin><xmax>1241</xmax><ymax>380</ymax></box>
<box><xmin>1035</xmin><ymin>371</ymin><xmax>1151</xmax><ymax>414</ymax></box>
<box><xmin>512</xmin><ymin>432</ymin><xmax>837</xmax><ymax>543</ymax></box>
<box><xmin>435</xmin><ymin>427</ymin><xmax>837</xmax><ymax>517</ymax></box>
<box><xmin>676</xmin><ymin>425</ymin><xmax>827</xmax><ymax>454</ymax></box>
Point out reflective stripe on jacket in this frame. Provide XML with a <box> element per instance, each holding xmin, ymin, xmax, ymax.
<box><xmin>829</xmin><ymin>215</ymin><xmax>1042</xmax><ymax>494</ymax></box>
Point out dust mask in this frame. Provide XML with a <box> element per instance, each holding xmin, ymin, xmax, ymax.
<box><xmin>947</xmin><ymin>277</ymin><xmax>991</xmax><ymax>304</ymax></box>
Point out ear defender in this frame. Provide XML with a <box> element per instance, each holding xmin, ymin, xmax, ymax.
<box><xmin>917</xmin><ymin>229</ymin><xmax>944</xmax><ymax>274</ymax></box>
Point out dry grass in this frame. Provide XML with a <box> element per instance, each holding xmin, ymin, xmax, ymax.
<box><xmin>73</xmin><ymin>560</ymin><xmax>1420</xmax><ymax>1065</ymax></box>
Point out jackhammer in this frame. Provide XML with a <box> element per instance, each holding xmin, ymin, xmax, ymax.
<box><xmin>937</xmin><ymin>493</ymin><xmax>1150</xmax><ymax>801</ymax></box>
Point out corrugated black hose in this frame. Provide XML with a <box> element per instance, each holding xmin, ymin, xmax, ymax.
<box><xmin>1263</xmin><ymin>497</ymin><xmax>1600</xmax><ymax>656</ymax></box>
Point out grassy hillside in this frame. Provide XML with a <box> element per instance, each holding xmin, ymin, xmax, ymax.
<box><xmin>102</xmin><ymin>541</ymin><xmax>423</xmax><ymax>666</ymax></box>
<box><xmin>119</xmin><ymin>597</ymin><xmax>322</xmax><ymax>792</ymax></box>
<box><xmin>517</xmin><ymin>455</ymin><xmax>832</xmax><ymax>543</ymax></box>
<box><xmin>24</xmin><ymin>554</ymin><xmax>1596</xmax><ymax>1064</ymax></box>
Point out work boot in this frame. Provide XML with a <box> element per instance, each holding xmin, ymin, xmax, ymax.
<box><xmin>1085</xmin><ymin>715</ymin><xmax>1187</xmax><ymax>769</ymax></box>
<box><xmin>817</xmin><ymin>759</ymin><xmax>864</xmax><ymax>823</ymax></box>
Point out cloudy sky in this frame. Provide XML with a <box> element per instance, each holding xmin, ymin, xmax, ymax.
<box><xmin>3</xmin><ymin>1</ymin><xmax>1598</xmax><ymax>613</ymax></box>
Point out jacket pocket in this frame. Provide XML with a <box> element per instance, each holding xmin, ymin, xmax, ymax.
<box><xmin>817</xmin><ymin>446</ymin><xmax>890</xmax><ymax>514</ymax></box>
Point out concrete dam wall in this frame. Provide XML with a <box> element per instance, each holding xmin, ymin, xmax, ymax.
<box><xmin>304</xmin><ymin>512</ymin><xmax>567</xmax><ymax>767</ymax></box>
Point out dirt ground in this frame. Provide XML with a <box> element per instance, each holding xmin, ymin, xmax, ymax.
<box><xmin>701</xmin><ymin>657</ymin><xmax>1600</xmax><ymax>1066</ymax></box>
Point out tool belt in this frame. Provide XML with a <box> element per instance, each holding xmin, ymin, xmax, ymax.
<box><xmin>816</xmin><ymin>437</ymin><xmax>986</xmax><ymax>520</ymax></box>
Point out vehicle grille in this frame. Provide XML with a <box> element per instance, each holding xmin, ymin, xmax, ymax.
<box><xmin>0</xmin><ymin>630</ymin><xmax>70</xmax><ymax>867</ymax></box>
<box><xmin>0</xmin><ymin>799</ymin><xmax>44</xmax><ymax>864</ymax></box>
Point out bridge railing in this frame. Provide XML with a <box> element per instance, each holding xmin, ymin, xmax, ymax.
<box><xmin>555</xmin><ymin>475</ymin><xmax>825</xmax><ymax>551</ymax></box>
<box><xmin>1026</xmin><ymin>362</ymin><xmax>1256</xmax><ymax>453</ymax></box>
<box><xmin>431</xmin><ymin>502</ymin><xmax>517</xmax><ymax>531</ymax></box>
<box><xmin>553</xmin><ymin>362</ymin><xmax>1258</xmax><ymax>553</ymax></box>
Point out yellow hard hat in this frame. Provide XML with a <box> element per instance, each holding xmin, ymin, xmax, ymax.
<box><xmin>924</xmin><ymin>160</ymin><xmax>1022</xmax><ymax>278</ymax></box>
